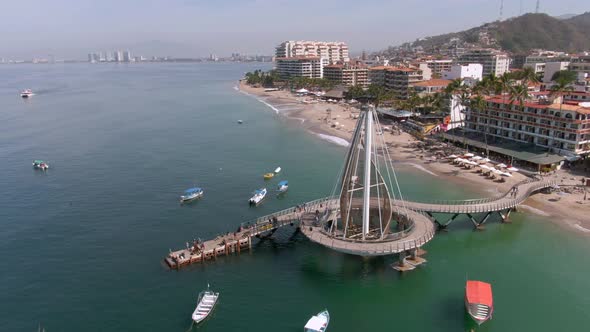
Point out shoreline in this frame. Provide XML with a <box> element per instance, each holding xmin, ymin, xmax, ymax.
<box><xmin>236</xmin><ymin>81</ymin><xmax>590</xmax><ymax>234</ymax></box>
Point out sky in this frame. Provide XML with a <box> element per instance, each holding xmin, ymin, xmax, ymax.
<box><xmin>0</xmin><ymin>0</ymin><xmax>588</xmax><ymax>59</ymax></box>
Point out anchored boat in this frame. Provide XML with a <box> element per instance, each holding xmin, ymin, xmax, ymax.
<box><xmin>180</xmin><ymin>187</ymin><xmax>203</xmax><ymax>203</ymax></box>
<box><xmin>21</xmin><ymin>89</ymin><xmax>34</xmax><ymax>98</ymax></box>
<box><xmin>263</xmin><ymin>172</ymin><xmax>274</xmax><ymax>180</ymax></box>
<box><xmin>274</xmin><ymin>166</ymin><xmax>281</xmax><ymax>174</ymax></box>
<box><xmin>249</xmin><ymin>188</ymin><xmax>267</xmax><ymax>205</ymax></box>
<box><xmin>277</xmin><ymin>180</ymin><xmax>288</xmax><ymax>193</ymax></box>
<box><xmin>32</xmin><ymin>160</ymin><xmax>49</xmax><ymax>170</ymax></box>
<box><xmin>304</xmin><ymin>309</ymin><xmax>329</xmax><ymax>332</ymax></box>
<box><xmin>465</xmin><ymin>280</ymin><xmax>493</xmax><ymax>325</ymax></box>
<box><xmin>191</xmin><ymin>285</ymin><xmax>219</xmax><ymax>324</ymax></box>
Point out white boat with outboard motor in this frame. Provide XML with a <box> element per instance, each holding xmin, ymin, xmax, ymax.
<box><xmin>304</xmin><ymin>309</ymin><xmax>329</xmax><ymax>332</ymax></box>
<box><xmin>249</xmin><ymin>188</ymin><xmax>267</xmax><ymax>205</ymax></box>
<box><xmin>191</xmin><ymin>284</ymin><xmax>219</xmax><ymax>324</ymax></box>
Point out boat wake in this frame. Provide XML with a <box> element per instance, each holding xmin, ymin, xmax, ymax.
<box><xmin>401</xmin><ymin>163</ymin><xmax>439</xmax><ymax>177</ymax></box>
<box><xmin>316</xmin><ymin>133</ymin><xmax>349</xmax><ymax>147</ymax></box>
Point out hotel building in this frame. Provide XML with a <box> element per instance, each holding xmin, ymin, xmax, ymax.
<box><xmin>275</xmin><ymin>56</ymin><xmax>328</xmax><ymax>79</ymax></box>
<box><xmin>465</xmin><ymin>96</ymin><xmax>590</xmax><ymax>157</ymax></box>
<box><xmin>458</xmin><ymin>49</ymin><xmax>510</xmax><ymax>77</ymax></box>
<box><xmin>275</xmin><ymin>41</ymin><xmax>349</xmax><ymax>64</ymax></box>
<box><xmin>323</xmin><ymin>61</ymin><xmax>369</xmax><ymax>87</ymax></box>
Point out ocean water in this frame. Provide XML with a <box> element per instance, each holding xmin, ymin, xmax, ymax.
<box><xmin>1</xmin><ymin>63</ymin><xmax>589</xmax><ymax>331</ymax></box>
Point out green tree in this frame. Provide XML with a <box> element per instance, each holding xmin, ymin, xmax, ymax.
<box><xmin>346</xmin><ymin>85</ymin><xmax>365</xmax><ymax>100</ymax></box>
<box><xmin>366</xmin><ymin>84</ymin><xmax>394</xmax><ymax>107</ymax></box>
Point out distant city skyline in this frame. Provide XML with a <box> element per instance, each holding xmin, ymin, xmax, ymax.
<box><xmin>1</xmin><ymin>0</ymin><xmax>588</xmax><ymax>59</ymax></box>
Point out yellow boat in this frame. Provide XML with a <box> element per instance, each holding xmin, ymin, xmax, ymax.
<box><xmin>263</xmin><ymin>172</ymin><xmax>274</xmax><ymax>180</ymax></box>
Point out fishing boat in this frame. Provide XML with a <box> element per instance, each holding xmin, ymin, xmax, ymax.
<box><xmin>237</xmin><ymin>120</ymin><xmax>243</xmax><ymax>124</ymax></box>
<box><xmin>277</xmin><ymin>180</ymin><xmax>288</xmax><ymax>193</ymax></box>
<box><xmin>274</xmin><ymin>166</ymin><xmax>281</xmax><ymax>174</ymax></box>
<box><xmin>249</xmin><ymin>188</ymin><xmax>267</xmax><ymax>205</ymax></box>
<box><xmin>21</xmin><ymin>89</ymin><xmax>34</xmax><ymax>98</ymax></box>
<box><xmin>180</xmin><ymin>187</ymin><xmax>203</xmax><ymax>203</ymax></box>
<box><xmin>304</xmin><ymin>309</ymin><xmax>329</xmax><ymax>332</ymax></box>
<box><xmin>191</xmin><ymin>285</ymin><xmax>219</xmax><ymax>324</ymax></box>
<box><xmin>263</xmin><ymin>172</ymin><xmax>274</xmax><ymax>180</ymax></box>
<box><xmin>32</xmin><ymin>160</ymin><xmax>49</xmax><ymax>170</ymax></box>
<box><xmin>465</xmin><ymin>280</ymin><xmax>493</xmax><ymax>326</ymax></box>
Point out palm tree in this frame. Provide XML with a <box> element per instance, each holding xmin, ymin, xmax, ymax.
<box><xmin>509</xmin><ymin>83</ymin><xmax>529</xmax><ymax>143</ymax></box>
<box><xmin>548</xmin><ymin>71</ymin><xmax>576</xmax><ymax>154</ymax></box>
<box><xmin>471</xmin><ymin>94</ymin><xmax>489</xmax><ymax>157</ymax></box>
<box><xmin>498</xmin><ymin>73</ymin><xmax>513</xmax><ymax>102</ymax></box>
<box><xmin>346</xmin><ymin>85</ymin><xmax>365</xmax><ymax>100</ymax></box>
<box><xmin>519</xmin><ymin>66</ymin><xmax>540</xmax><ymax>86</ymax></box>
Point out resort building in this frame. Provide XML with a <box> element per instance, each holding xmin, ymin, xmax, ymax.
<box><xmin>369</xmin><ymin>66</ymin><xmax>426</xmax><ymax>99</ymax></box>
<box><xmin>458</xmin><ymin>49</ymin><xmax>510</xmax><ymax>77</ymax></box>
<box><xmin>464</xmin><ymin>95</ymin><xmax>590</xmax><ymax>158</ymax></box>
<box><xmin>275</xmin><ymin>41</ymin><xmax>349</xmax><ymax>64</ymax></box>
<box><xmin>442</xmin><ymin>64</ymin><xmax>483</xmax><ymax>85</ymax></box>
<box><xmin>323</xmin><ymin>61</ymin><xmax>369</xmax><ymax>87</ymax></box>
<box><xmin>275</xmin><ymin>56</ymin><xmax>329</xmax><ymax>79</ymax></box>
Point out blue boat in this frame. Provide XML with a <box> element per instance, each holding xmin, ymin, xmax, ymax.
<box><xmin>277</xmin><ymin>180</ymin><xmax>288</xmax><ymax>193</ymax></box>
<box><xmin>180</xmin><ymin>187</ymin><xmax>203</xmax><ymax>203</ymax></box>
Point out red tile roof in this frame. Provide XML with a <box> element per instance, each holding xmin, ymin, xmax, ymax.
<box><xmin>410</xmin><ymin>79</ymin><xmax>452</xmax><ymax>87</ymax></box>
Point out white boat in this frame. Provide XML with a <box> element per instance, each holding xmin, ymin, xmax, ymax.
<box><xmin>249</xmin><ymin>188</ymin><xmax>267</xmax><ymax>205</ymax></box>
<box><xmin>191</xmin><ymin>285</ymin><xmax>219</xmax><ymax>324</ymax></box>
<box><xmin>277</xmin><ymin>180</ymin><xmax>288</xmax><ymax>193</ymax></box>
<box><xmin>274</xmin><ymin>166</ymin><xmax>281</xmax><ymax>174</ymax></box>
<box><xmin>21</xmin><ymin>89</ymin><xmax>34</xmax><ymax>98</ymax></box>
<box><xmin>304</xmin><ymin>310</ymin><xmax>329</xmax><ymax>332</ymax></box>
<box><xmin>238</xmin><ymin>120</ymin><xmax>243</xmax><ymax>124</ymax></box>
<box><xmin>32</xmin><ymin>160</ymin><xmax>49</xmax><ymax>170</ymax></box>
<box><xmin>180</xmin><ymin>187</ymin><xmax>203</xmax><ymax>203</ymax></box>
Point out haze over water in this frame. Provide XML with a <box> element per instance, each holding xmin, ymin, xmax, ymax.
<box><xmin>1</xmin><ymin>63</ymin><xmax>589</xmax><ymax>331</ymax></box>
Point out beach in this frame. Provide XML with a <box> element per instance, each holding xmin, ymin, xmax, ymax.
<box><xmin>238</xmin><ymin>80</ymin><xmax>590</xmax><ymax>233</ymax></box>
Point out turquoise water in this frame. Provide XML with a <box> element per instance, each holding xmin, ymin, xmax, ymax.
<box><xmin>1</xmin><ymin>63</ymin><xmax>589</xmax><ymax>331</ymax></box>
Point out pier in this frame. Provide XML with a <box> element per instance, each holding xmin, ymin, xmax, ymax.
<box><xmin>164</xmin><ymin>176</ymin><xmax>555</xmax><ymax>269</ymax></box>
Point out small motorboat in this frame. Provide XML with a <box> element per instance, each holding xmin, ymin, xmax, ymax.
<box><xmin>277</xmin><ymin>180</ymin><xmax>288</xmax><ymax>193</ymax></box>
<box><xmin>304</xmin><ymin>309</ymin><xmax>329</xmax><ymax>332</ymax></box>
<box><xmin>32</xmin><ymin>160</ymin><xmax>49</xmax><ymax>170</ymax></box>
<box><xmin>274</xmin><ymin>166</ymin><xmax>281</xmax><ymax>174</ymax></box>
<box><xmin>180</xmin><ymin>187</ymin><xmax>204</xmax><ymax>203</ymax></box>
<box><xmin>237</xmin><ymin>120</ymin><xmax>243</xmax><ymax>124</ymax></box>
<box><xmin>21</xmin><ymin>89</ymin><xmax>34</xmax><ymax>98</ymax></box>
<box><xmin>249</xmin><ymin>188</ymin><xmax>267</xmax><ymax>205</ymax></box>
<box><xmin>191</xmin><ymin>285</ymin><xmax>219</xmax><ymax>324</ymax></box>
<box><xmin>465</xmin><ymin>280</ymin><xmax>493</xmax><ymax>325</ymax></box>
<box><xmin>263</xmin><ymin>172</ymin><xmax>275</xmax><ymax>180</ymax></box>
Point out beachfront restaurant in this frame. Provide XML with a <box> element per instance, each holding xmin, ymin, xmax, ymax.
<box><xmin>442</xmin><ymin>132</ymin><xmax>566</xmax><ymax>173</ymax></box>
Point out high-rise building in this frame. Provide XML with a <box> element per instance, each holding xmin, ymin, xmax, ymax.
<box><xmin>123</xmin><ymin>50</ymin><xmax>132</xmax><ymax>62</ymax></box>
<box><xmin>420</xmin><ymin>59</ymin><xmax>453</xmax><ymax>78</ymax></box>
<box><xmin>442</xmin><ymin>64</ymin><xmax>483</xmax><ymax>85</ymax></box>
<box><xmin>458</xmin><ymin>49</ymin><xmax>510</xmax><ymax>77</ymax></box>
<box><xmin>275</xmin><ymin>41</ymin><xmax>349</xmax><ymax>64</ymax></box>
<box><xmin>323</xmin><ymin>61</ymin><xmax>369</xmax><ymax>88</ymax></box>
<box><xmin>275</xmin><ymin>57</ymin><xmax>328</xmax><ymax>79</ymax></box>
<box><xmin>114</xmin><ymin>50</ymin><xmax>123</xmax><ymax>62</ymax></box>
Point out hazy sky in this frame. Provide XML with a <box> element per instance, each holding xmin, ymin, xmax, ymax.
<box><xmin>1</xmin><ymin>0</ymin><xmax>588</xmax><ymax>59</ymax></box>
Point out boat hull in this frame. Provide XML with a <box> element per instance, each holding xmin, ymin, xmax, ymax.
<box><xmin>180</xmin><ymin>192</ymin><xmax>203</xmax><ymax>203</ymax></box>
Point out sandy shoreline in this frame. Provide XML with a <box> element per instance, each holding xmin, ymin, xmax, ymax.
<box><xmin>237</xmin><ymin>81</ymin><xmax>590</xmax><ymax>234</ymax></box>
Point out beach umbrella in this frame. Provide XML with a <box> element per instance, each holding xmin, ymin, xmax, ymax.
<box><xmin>493</xmin><ymin>169</ymin><xmax>504</xmax><ymax>175</ymax></box>
<box><xmin>501</xmin><ymin>172</ymin><xmax>513</xmax><ymax>177</ymax></box>
<box><xmin>471</xmin><ymin>156</ymin><xmax>483</xmax><ymax>160</ymax></box>
<box><xmin>507</xmin><ymin>167</ymin><xmax>519</xmax><ymax>172</ymax></box>
<box><xmin>480</xmin><ymin>165</ymin><xmax>491</xmax><ymax>170</ymax></box>
<box><xmin>464</xmin><ymin>153</ymin><xmax>475</xmax><ymax>157</ymax></box>
<box><xmin>481</xmin><ymin>158</ymin><xmax>491</xmax><ymax>163</ymax></box>
<box><xmin>497</xmin><ymin>163</ymin><xmax>507</xmax><ymax>168</ymax></box>
<box><xmin>448</xmin><ymin>154</ymin><xmax>458</xmax><ymax>159</ymax></box>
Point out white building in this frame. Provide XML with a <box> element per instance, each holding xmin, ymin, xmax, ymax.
<box><xmin>275</xmin><ymin>56</ymin><xmax>329</xmax><ymax>79</ymax></box>
<box><xmin>458</xmin><ymin>49</ymin><xmax>510</xmax><ymax>77</ymax></box>
<box><xmin>275</xmin><ymin>41</ymin><xmax>349</xmax><ymax>64</ymax></box>
<box><xmin>443</xmin><ymin>64</ymin><xmax>483</xmax><ymax>85</ymax></box>
<box><xmin>114</xmin><ymin>50</ymin><xmax>123</xmax><ymax>62</ymax></box>
<box><xmin>542</xmin><ymin>61</ymin><xmax>570</xmax><ymax>83</ymax></box>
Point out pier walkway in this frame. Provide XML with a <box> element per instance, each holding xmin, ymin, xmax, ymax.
<box><xmin>165</xmin><ymin>177</ymin><xmax>554</xmax><ymax>269</ymax></box>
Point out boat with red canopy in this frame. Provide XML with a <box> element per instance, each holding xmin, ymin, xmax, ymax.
<box><xmin>465</xmin><ymin>280</ymin><xmax>493</xmax><ymax>325</ymax></box>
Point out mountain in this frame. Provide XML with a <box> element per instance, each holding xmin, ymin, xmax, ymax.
<box><xmin>382</xmin><ymin>12</ymin><xmax>590</xmax><ymax>55</ymax></box>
